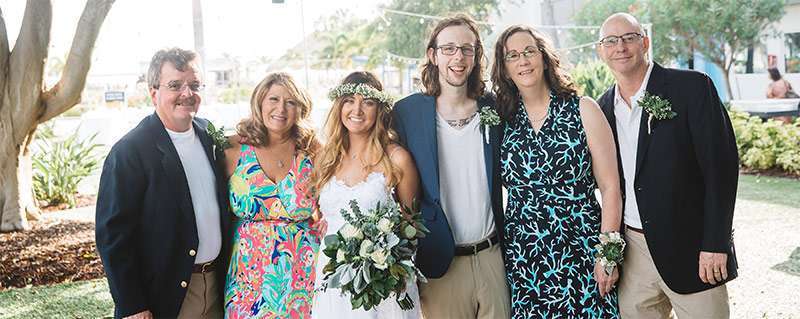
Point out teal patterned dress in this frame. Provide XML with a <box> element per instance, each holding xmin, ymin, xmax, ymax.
<box><xmin>225</xmin><ymin>144</ymin><xmax>321</xmax><ymax>319</ymax></box>
<box><xmin>500</xmin><ymin>92</ymin><xmax>619</xmax><ymax>318</ymax></box>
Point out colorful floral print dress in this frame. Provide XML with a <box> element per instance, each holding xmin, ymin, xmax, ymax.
<box><xmin>225</xmin><ymin>144</ymin><xmax>320</xmax><ymax>319</ymax></box>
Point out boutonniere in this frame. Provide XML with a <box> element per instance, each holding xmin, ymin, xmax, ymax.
<box><xmin>207</xmin><ymin>122</ymin><xmax>231</xmax><ymax>158</ymax></box>
<box><xmin>478</xmin><ymin>106</ymin><xmax>501</xmax><ymax>144</ymax></box>
<box><xmin>638</xmin><ymin>92</ymin><xmax>677</xmax><ymax>135</ymax></box>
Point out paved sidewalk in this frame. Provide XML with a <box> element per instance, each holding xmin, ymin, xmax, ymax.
<box><xmin>728</xmin><ymin>199</ymin><xmax>800</xmax><ymax>318</ymax></box>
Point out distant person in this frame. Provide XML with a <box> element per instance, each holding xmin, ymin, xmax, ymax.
<box><xmin>96</xmin><ymin>47</ymin><xmax>231</xmax><ymax>319</ymax></box>
<box><xmin>766</xmin><ymin>68</ymin><xmax>798</xmax><ymax>123</ymax></box>
<box><xmin>766</xmin><ymin>68</ymin><xmax>798</xmax><ymax>99</ymax></box>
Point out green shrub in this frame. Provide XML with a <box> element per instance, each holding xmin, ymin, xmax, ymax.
<box><xmin>32</xmin><ymin>129</ymin><xmax>102</xmax><ymax>208</ymax></box>
<box><xmin>729</xmin><ymin>110</ymin><xmax>800</xmax><ymax>175</ymax></box>
<box><xmin>571</xmin><ymin>60</ymin><xmax>615</xmax><ymax>100</ymax></box>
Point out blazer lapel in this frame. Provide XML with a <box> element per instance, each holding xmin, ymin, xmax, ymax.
<box><xmin>634</xmin><ymin>63</ymin><xmax>667</xmax><ymax>179</ymax></box>
<box><xmin>600</xmin><ymin>87</ymin><xmax>619</xmax><ymax>139</ymax></box>
<box><xmin>422</xmin><ymin>95</ymin><xmax>441</xmax><ymax>202</ymax></box>
<box><xmin>193</xmin><ymin>120</ymin><xmax>218</xmax><ymax>176</ymax></box>
<box><xmin>153</xmin><ymin>115</ymin><xmax>196</xmax><ymax>223</ymax></box>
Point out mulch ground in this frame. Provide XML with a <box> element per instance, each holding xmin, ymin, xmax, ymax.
<box><xmin>0</xmin><ymin>198</ymin><xmax>104</xmax><ymax>291</ymax></box>
<box><xmin>39</xmin><ymin>194</ymin><xmax>97</xmax><ymax>213</ymax></box>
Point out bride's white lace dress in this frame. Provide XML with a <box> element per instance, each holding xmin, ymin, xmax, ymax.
<box><xmin>312</xmin><ymin>172</ymin><xmax>421</xmax><ymax>319</ymax></box>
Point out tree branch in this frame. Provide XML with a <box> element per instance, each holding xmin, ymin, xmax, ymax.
<box><xmin>0</xmin><ymin>7</ymin><xmax>11</xmax><ymax>112</ymax></box>
<box><xmin>8</xmin><ymin>0</ymin><xmax>51</xmax><ymax>144</ymax></box>
<box><xmin>40</xmin><ymin>0</ymin><xmax>114</xmax><ymax>123</ymax></box>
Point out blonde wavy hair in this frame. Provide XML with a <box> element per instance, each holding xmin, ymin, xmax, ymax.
<box><xmin>312</xmin><ymin>71</ymin><xmax>401</xmax><ymax>195</ymax></box>
<box><xmin>236</xmin><ymin>72</ymin><xmax>319</xmax><ymax>156</ymax></box>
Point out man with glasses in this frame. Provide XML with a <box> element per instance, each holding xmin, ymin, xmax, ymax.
<box><xmin>96</xmin><ymin>47</ymin><xmax>231</xmax><ymax>319</ymax></box>
<box><xmin>392</xmin><ymin>14</ymin><xmax>510</xmax><ymax>319</ymax></box>
<box><xmin>596</xmin><ymin>13</ymin><xmax>738</xmax><ymax>318</ymax></box>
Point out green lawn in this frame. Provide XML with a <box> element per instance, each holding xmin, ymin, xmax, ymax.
<box><xmin>0</xmin><ymin>173</ymin><xmax>797</xmax><ymax>318</ymax></box>
<box><xmin>0</xmin><ymin>279</ymin><xmax>111</xmax><ymax>319</ymax></box>
<box><xmin>737</xmin><ymin>174</ymin><xmax>800</xmax><ymax>209</ymax></box>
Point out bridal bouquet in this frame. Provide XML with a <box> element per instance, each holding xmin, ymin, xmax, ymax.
<box><xmin>320</xmin><ymin>199</ymin><xmax>429</xmax><ymax>311</ymax></box>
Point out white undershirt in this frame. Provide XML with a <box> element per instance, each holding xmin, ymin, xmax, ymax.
<box><xmin>165</xmin><ymin>126</ymin><xmax>222</xmax><ymax>263</ymax></box>
<box><xmin>436</xmin><ymin>112</ymin><xmax>495</xmax><ymax>245</ymax></box>
<box><xmin>613</xmin><ymin>62</ymin><xmax>654</xmax><ymax>229</ymax></box>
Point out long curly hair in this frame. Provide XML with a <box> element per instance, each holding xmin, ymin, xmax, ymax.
<box><xmin>491</xmin><ymin>25</ymin><xmax>577</xmax><ymax>122</ymax></box>
<box><xmin>235</xmin><ymin>72</ymin><xmax>319</xmax><ymax>156</ymax></box>
<box><xmin>312</xmin><ymin>71</ymin><xmax>401</xmax><ymax>195</ymax></box>
<box><xmin>420</xmin><ymin>13</ymin><xmax>486</xmax><ymax>99</ymax></box>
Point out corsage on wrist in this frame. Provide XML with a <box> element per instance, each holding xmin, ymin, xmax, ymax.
<box><xmin>594</xmin><ymin>231</ymin><xmax>626</xmax><ymax>275</ymax></box>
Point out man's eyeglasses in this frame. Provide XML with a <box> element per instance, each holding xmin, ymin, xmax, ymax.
<box><xmin>436</xmin><ymin>44</ymin><xmax>477</xmax><ymax>57</ymax></box>
<box><xmin>155</xmin><ymin>81</ymin><xmax>205</xmax><ymax>93</ymax></box>
<box><xmin>598</xmin><ymin>32</ymin><xmax>644</xmax><ymax>48</ymax></box>
<box><xmin>504</xmin><ymin>47</ymin><xmax>540</xmax><ymax>62</ymax></box>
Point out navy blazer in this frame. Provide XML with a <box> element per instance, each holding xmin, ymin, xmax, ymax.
<box><xmin>392</xmin><ymin>93</ymin><xmax>504</xmax><ymax>278</ymax></box>
<box><xmin>95</xmin><ymin>113</ymin><xmax>232</xmax><ymax>318</ymax></box>
<box><xmin>597</xmin><ymin>63</ymin><xmax>738</xmax><ymax>294</ymax></box>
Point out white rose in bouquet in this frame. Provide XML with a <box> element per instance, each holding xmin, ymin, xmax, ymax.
<box><xmin>340</xmin><ymin>223</ymin><xmax>359</xmax><ymax>239</ymax></box>
<box><xmin>336</xmin><ymin>249</ymin><xmax>346</xmax><ymax>263</ymax></box>
<box><xmin>370</xmin><ymin>249</ymin><xmax>389</xmax><ymax>270</ymax></box>
<box><xmin>359</xmin><ymin>239</ymin><xmax>374</xmax><ymax>258</ymax></box>
<box><xmin>377</xmin><ymin>218</ymin><xmax>394</xmax><ymax>234</ymax></box>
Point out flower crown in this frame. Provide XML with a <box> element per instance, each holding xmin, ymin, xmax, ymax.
<box><xmin>328</xmin><ymin>83</ymin><xmax>395</xmax><ymax>106</ymax></box>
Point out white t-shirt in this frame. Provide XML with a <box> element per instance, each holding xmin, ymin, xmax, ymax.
<box><xmin>165</xmin><ymin>126</ymin><xmax>222</xmax><ymax>263</ymax></box>
<box><xmin>436</xmin><ymin>112</ymin><xmax>495</xmax><ymax>245</ymax></box>
<box><xmin>613</xmin><ymin>62</ymin><xmax>654</xmax><ymax>229</ymax></box>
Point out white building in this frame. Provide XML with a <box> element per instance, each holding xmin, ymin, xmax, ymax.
<box><xmin>732</xmin><ymin>0</ymin><xmax>800</xmax><ymax>100</ymax></box>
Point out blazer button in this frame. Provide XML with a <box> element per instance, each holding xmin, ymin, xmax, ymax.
<box><xmin>189</xmin><ymin>249</ymin><xmax>197</xmax><ymax>257</ymax></box>
<box><xmin>636</xmin><ymin>186</ymin><xmax>643</xmax><ymax>192</ymax></box>
<box><xmin>180</xmin><ymin>281</ymin><xmax>188</xmax><ymax>288</ymax></box>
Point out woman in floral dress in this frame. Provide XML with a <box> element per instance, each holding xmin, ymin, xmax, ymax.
<box><xmin>491</xmin><ymin>26</ymin><xmax>623</xmax><ymax>318</ymax></box>
<box><xmin>223</xmin><ymin>72</ymin><xmax>324</xmax><ymax>318</ymax></box>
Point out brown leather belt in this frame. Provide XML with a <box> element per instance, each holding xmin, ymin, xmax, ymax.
<box><xmin>626</xmin><ymin>225</ymin><xmax>644</xmax><ymax>234</ymax></box>
<box><xmin>191</xmin><ymin>259</ymin><xmax>217</xmax><ymax>274</ymax></box>
<box><xmin>455</xmin><ymin>234</ymin><xmax>498</xmax><ymax>256</ymax></box>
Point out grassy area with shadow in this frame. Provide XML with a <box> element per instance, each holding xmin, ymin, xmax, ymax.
<box><xmin>0</xmin><ymin>279</ymin><xmax>111</xmax><ymax>319</ymax></box>
<box><xmin>737</xmin><ymin>174</ymin><xmax>800</xmax><ymax>209</ymax></box>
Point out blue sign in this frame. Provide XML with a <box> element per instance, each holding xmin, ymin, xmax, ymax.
<box><xmin>104</xmin><ymin>91</ymin><xmax>125</xmax><ymax>102</ymax></box>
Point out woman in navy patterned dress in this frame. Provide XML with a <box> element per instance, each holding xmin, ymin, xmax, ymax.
<box><xmin>490</xmin><ymin>25</ymin><xmax>623</xmax><ymax>318</ymax></box>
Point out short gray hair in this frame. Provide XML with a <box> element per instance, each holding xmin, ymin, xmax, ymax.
<box><xmin>146</xmin><ymin>48</ymin><xmax>199</xmax><ymax>89</ymax></box>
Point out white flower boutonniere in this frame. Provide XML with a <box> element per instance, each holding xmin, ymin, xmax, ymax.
<box><xmin>638</xmin><ymin>92</ymin><xmax>677</xmax><ymax>135</ymax></box>
<box><xmin>207</xmin><ymin>122</ymin><xmax>231</xmax><ymax>158</ymax></box>
<box><xmin>478</xmin><ymin>106</ymin><xmax>501</xmax><ymax>144</ymax></box>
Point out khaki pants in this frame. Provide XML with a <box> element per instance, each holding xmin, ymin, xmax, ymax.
<box><xmin>619</xmin><ymin>229</ymin><xmax>730</xmax><ymax>319</ymax></box>
<box><xmin>419</xmin><ymin>244</ymin><xmax>510</xmax><ymax>319</ymax></box>
<box><xmin>177</xmin><ymin>270</ymin><xmax>223</xmax><ymax>319</ymax></box>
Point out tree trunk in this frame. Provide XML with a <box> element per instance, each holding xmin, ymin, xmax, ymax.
<box><xmin>0</xmin><ymin>0</ymin><xmax>114</xmax><ymax>232</ymax></box>
<box><xmin>0</xmin><ymin>136</ymin><xmax>38</xmax><ymax>232</ymax></box>
<box><xmin>722</xmin><ymin>66</ymin><xmax>733</xmax><ymax>101</ymax></box>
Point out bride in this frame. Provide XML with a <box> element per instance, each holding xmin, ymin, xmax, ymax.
<box><xmin>311</xmin><ymin>71</ymin><xmax>421</xmax><ymax>319</ymax></box>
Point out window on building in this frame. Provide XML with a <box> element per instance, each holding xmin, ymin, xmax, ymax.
<box><xmin>787</xmin><ymin>32</ymin><xmax>800</xmax><ymax>73</ymax></box>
